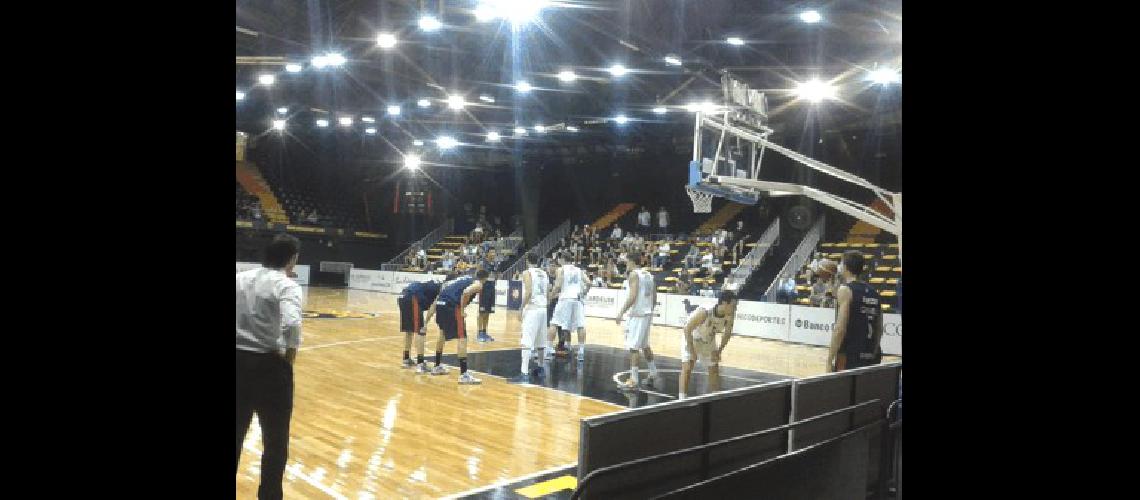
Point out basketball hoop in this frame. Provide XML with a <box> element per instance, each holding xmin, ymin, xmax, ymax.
<box><xmin>686</xmin><ymin>186</ymin><xmax>714</xmax><ymax>213</ymax></box>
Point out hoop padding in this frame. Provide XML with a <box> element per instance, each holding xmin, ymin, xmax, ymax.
<box><xmin>687</xmin><ymin>186</ymin><xmax>715</xmax><ymax>213</ymax></box>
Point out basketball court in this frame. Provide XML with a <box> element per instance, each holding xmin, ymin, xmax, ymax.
<box><xmin>236</xmin><ymin>287</ymin><xmax>899</xmax><ymax>498</ymax></box>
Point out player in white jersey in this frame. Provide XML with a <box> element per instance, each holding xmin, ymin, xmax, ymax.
<box><xmin>614</xmin><ymin>250</ymin><xmax>659</xmax><ymax>390</ymax></box>
<box><xmin>549</xmin><ymin>251</ymin><xmax>590</xmax><ymax>361</ymax></box>
<box><xmin>679</xmin><ymin>289</ymin><xmax>738</xmax><ymax>399</ymax></box>
<box><xmin>508</xmin><ymin>253</ymin><xmax>551</xmax><ymax>383</ymax></box>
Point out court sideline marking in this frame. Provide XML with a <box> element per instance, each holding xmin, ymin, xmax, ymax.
<box><xmin>438</xmin><ymin>461</ymin><xmax>578</xmax><ymax>500</ymax></box>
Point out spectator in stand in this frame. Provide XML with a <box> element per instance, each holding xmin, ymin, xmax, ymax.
<box><xmin>658</xmin><ymin>206</ymin><xmax>669</xmax><ymax>230</ymax></box>
<box><xmin>306</xmin><ymin>209</ymin><xmax>320</xmax><ymax>225</ymax></box>
<box><xmin>685</xmin><ymin>242</ymin><xmax>700</xmax><ymax>269</ymax></box>
<box><xmin>736</xmin><ymin>219</ymin><xmax>744</xmax><ymax>233</ymax></box>
<box><xmin>611</xmin><ymin>225</ymin><xmax>623</xmax><ymax>241</ymax></box>
<box><xmin>441</xmin><ymin>251</ymin><xmax>455</xmax><ymax>271</ymax></box>
<box><xmin>810</xmin><ymin>260</ymin><xmax>838</xmax><ymax>307</ymax></box>
<box><xmin>592</xmin><ymin>273</ymin><xmax>605</xmax><ymax>287</ymax></box>
<box><xmin>655</xmin><ymin>241</ymin><xmax>671</xmax><ymax>268</ymax></box>
<box><xmin>638</xmin><ymin>206</ymin><xmax>652</xmax><ymax>230</ymax></box>
<box><xmin>781</xmin><ymin>275</ymin><xmax>797</xmax><ymax>304</ymax></box>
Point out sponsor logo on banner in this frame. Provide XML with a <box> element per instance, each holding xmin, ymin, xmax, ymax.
<box><xmin>495</xmin><ymin>279</ymin><xmax>509</xmax><ymax>306</ymax></box>
<box><xmin>583</xmin><ymin>288</ymin><xmax>619</xmax><ymax>318</ymax></box>
<box><xmin>732</xmin><ymin>302</ymin><xmax>790</xmax><ymax>341</ymax></box>
<box><xmin>788</xmin><ymin>305</ymin><xmax>836</xmax><ymax>347</ymax></box>
<box><xmin>881</xmin><ymin>313</ymin><xmax>902</xmax><ymax>355</ymax></box>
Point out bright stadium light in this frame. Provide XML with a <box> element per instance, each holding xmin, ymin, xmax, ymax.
<box><xmin>436</xmin><ymin>135</ymin><xmax>458</xmax><ymax>149</ymax></box>
<box><xmin>272</xmin><ymin>119</ymin><xmax>286</xmax><ymax>131</ymax></box>
<box><xmin>534</xmin><ymin>125</ymin><xmax>545</xmax><ymax>133</ymax></box>
<box><xmin>664</xmin><ymin>55</ymin><xmax>682</xmax><ymax>66</ymax></box>
<box><xmin>514</xmin><ymin>127</ymin><xmax>527</xmax><ymax>135</ymax></box>
<box><xmin>652</xmin><ymin>107</ymin><xmax>667</xmax><ymax>114</ymax></box>
<box><xmin>566</xmin><ymin>126</ymin><xmax>578</xmax><ymax>132</ymax></box>
<box><xmin>608</xmin><ymin>64</ymin><xmax>628</xmax><ymax>77</ymax></box>
<box><xmin>479</xmin><ymin>94</ymin><xmax>495</xmax><ymax>103</ymax></box>
<box><xmin>868</xmin><ymin>67</ymin><xmax>901</xmax><ymax>85</ymax></box>
<box><xmin>404</xmin><ymin>154</ymin><xmax>421</xmax><ymax>170</ymax></box>
<box><xmin>476</xmin><ymin>0</ymin><xmax>549</xmax><ymax>26</ymax></box>
<box><xmin>800</xmin><ymin>10</ymin><xmax>822</xmax><ymax>23</ymax></box>
<box><xmin>557</xmin><ymin>70</ymin><xmax>577</xmax><ymax>82</ymax></box>
<box><xmin>285</xmin><ymin>63</ymin><xmax>302</xmax><ymax>73</ymax></box>
<box><xmin>417</xmin><ymin>98</ymin><xmax>431</xmax><ymax>108</ymax></box>
<box><xmin>236</xmin><ymin>91</ymin><xmax>246</xmax><ymax>101</ymax></box>
<box><xmin>447</xmin><ymin>95</ymin><xmax>466</xmax><ymax>110</ymax></box>
<box><xmin>474</xmin><ymin>4</ymin><xmax>496</xmax><ymax>21</ymax></box>
<box><xmin>339</xmin><ymin>116</ymin><xmax>353</xmax><ymax>126</ymax></box>
<box><xmin>413</xmin><ymin>139</ymin><xmax>425</xmax><ymax>146</ymax></box>
<box><xmin>387</xmin><ymin>105</ymin><xmax>401</xmax><ymax>116</ymax></box>
<box><xmin>515</xmin><ymin>81</ymin><xmax>533</xmax><ymax>93</ymax></box>
<box><xmin>311</xmin><ymin>55</ymin><xmax>329</xmax><ymax>68</ymax></box>
<box><xmin>316</xmin><ymin>119</ymin><xmax>329</xmax><ymax>127</ymax></box>
<box><xmin>326</xmin><ymin>53</ymin><xmax>346</xmax><ymax>66</ymax></box>
<box><xmin>726</xmin><ymin>37</ymin><xmax>744</xmax><ymax>46</ymax></box>
<box><xmin>795</xmin><ymin>78</ymin><xmax>837</xmax><ymax>102</ymax></box>
<box><xmin>613</xmin><ymin>114</ymin><xmax>629</xmax><ymax>124</ymax></box>
<box><xmin>365</xmin><ymin>127</ymin><xmax>377</xmax><ymax>134</ymax></box>
<box><xmin>361</xmin><ymin>116</ymin><xmax>375</xmax><ymax>123</ymax></box>
<box><xmin>419</xmin><ymin>15</ymin><xmax>442</xmax><ymax>32</ymax></box>
<box><xmin>487</xmin><ymin>131</ymin><xmax>501</xmax><ymax>142</ymax></box>
<box><xmin>376</xmin><ymin>33</ymin><xmax>397</xmax><ymax>49</ymax></box>
<box><xmin>258</xmin><ymin>74</ymin><xmax>275</xmax><ymax>86</ymax></box>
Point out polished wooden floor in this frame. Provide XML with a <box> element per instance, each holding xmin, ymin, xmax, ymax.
<box><xmin>237</xmin><ymin>287</ymin><xmax>900</xmax><ymax>499</ymax></box>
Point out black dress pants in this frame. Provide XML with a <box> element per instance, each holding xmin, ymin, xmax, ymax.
<box><xmin>236</xmin><ymin>349</ymin><xmax>294</xmax><ymax>500</ymax></box>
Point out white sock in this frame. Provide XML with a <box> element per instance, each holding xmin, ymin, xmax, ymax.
<box><xmin>521</xmin><ymin>348</ymin><xmax>532</xmax><ymax>374</ymax></box>
<box><xmin>630</xmin><ymin>361</ymin><xmax>640</xmax><ymax>385</ymax></box>
<box><xmin>647</xmin><ymin>360</ymin><xmax>659</xmax><ymax>378</ymax></box>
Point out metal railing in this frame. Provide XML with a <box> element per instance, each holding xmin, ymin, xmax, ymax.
<box><xmin>763</xmin><ymin>215</ymin><xmax>825</xmax><ymax>301</ymax></box>
<box><xmin>724</xmin><ymin>218</ymin><xmax>779</xmax><ymax>289</ymax></box>
<box><xmin>381</xmin><ymin>218</ymin><xmax>453</xmax><ymax>271</ymax></box>
<box><xmin>572</xmin><ymin>398</ymin><xmax>882</xmax><ymax>500</ymax></box>
<box><xmin>501</xmin><ymin>219</ymin><xmax>571</xmax><ymax>279</ymax></box>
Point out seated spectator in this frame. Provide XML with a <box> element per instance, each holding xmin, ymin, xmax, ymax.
<box><xmin>306</xmin><ymin>209</ymin><xmax>319</xmax><ymax>224</ymax></box>
<box><xmin>592</xmin><ymin>273</ymin><xmax>605</xmax><ymax>287</ymax></box>
<box><xmin>655</xmin><ymin>241</ymin><xmax>670</xmax><ymax>268</ymax></box>
<box><xmin>611</xmin><ymin>225</ymin><xmax>623</xmax><ymax>240</ymax></box>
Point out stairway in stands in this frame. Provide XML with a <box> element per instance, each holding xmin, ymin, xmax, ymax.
<box><xmin>590</xmin><ymin>203</ymin><xmax>636</xmax><ymax>231</ymax></box>
<box><xmin>845</xmin><ymin>199</ymin><xmax>894</xmax><ymax>243</ymax></box>
<box><xmin>424</xmin><ymin>235</ymin><xmax>468</xmax><ymax>268</ymax></box>
<box><xmin>236</xmin><ymin>161</ymin><xmax>290</xmax><ymax>224</ymax></box>
<box><xmin>693</xmin><ymin>202</ymin><xmax>747</xmax><ymax>235</ymax></box>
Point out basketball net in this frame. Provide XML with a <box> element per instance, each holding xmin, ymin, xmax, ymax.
<box><xmin>686</xmin><ymin>186</ymin><xmax>714</xmax><ymax>213</ymax></box>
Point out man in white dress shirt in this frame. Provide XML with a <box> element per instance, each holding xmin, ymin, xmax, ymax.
<box><xmin>236</xmin><ymin>234</ymin><xmax>304</xmax><ymax>500</ymax></box>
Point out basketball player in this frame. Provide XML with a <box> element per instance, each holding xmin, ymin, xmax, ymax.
<box><xmin>549</xmin><ymin>251</ymin><xmax>590</xmax><ymax>361</ymax></box>
<box><xmin>509</xmin><ymin>253</ymin><xmax>551</xmax><ymax>383</ymax></box>
<box><xmin>828</xmin><ymin>250</ymin><xmax>883</xmax><ymax>372</ymax></box>
<box><xmin>397</xmin><ymin>279</ymin><xmax>443</xmax><ymax>368</ymax></box>
<box><xmin>475</xmin><ymin>272</ymin><xmax>496</xmax><ymax>343</ymax></box>
<box><xmin>679</xmin><ymin>290</ymin><xmax>738</xmax><ymax>399</ymax></box>
<box><xmin>417</xmin><ymin>270</ymin><xmax>491</xmax><ymax>384</ymax></box>
<box><xmin>543</xmin><ymin>260</ymin><xmax>565</xmax><ymax>359</ymax></box>
<box><xmin>614</xmin><ymin>250</ymin><xmax>659</xmax><ymax>390</ymax></box>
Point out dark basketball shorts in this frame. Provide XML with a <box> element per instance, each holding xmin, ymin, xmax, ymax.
<box><xmin>397</xmin><ymin>295</ymin><xmax>425</xmax><ymax>333</ymax></box>
<box><xmin>434</xmin><ymin>302</ymin><xmax>467</xmax><ymax>341</ymax></box>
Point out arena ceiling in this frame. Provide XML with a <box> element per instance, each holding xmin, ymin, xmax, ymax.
<box><xmin>236</xmin><ymin>0</ymin><xmax>901</xmax><ymax>167</ymax></box>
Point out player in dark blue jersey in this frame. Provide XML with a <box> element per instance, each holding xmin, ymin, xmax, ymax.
<box><xmin>398</xmin><ymin>279</ymin><xmax>443</xmax><ymax>368</ymax></box>
<box><xmin>475</xmin><ymin>272</ymin><xmax>496</xmax><ymax>343</ymax></box>
<box><xmin>418</xmin><ymin>270</ymin><xmax>492</xmax><ymax>384</ymax></box>
<box><xmin>828</xmin><ymin>250</ymin><xmax>884</xmax><ymax>372</ymax></box>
